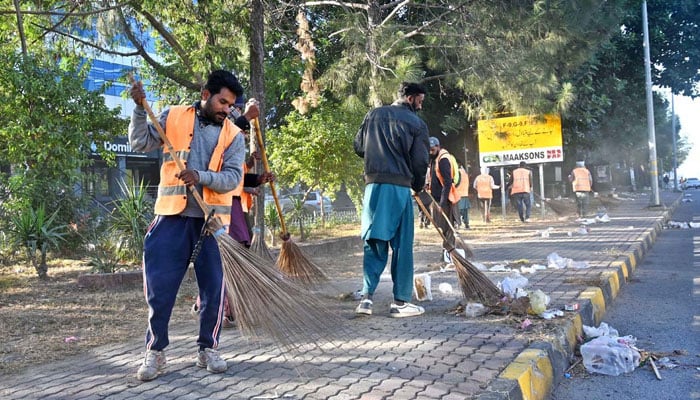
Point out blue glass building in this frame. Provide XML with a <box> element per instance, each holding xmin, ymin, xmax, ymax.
<box><xmin>83</xmin><ymin>52</ymin><xmax>160</xmax><ymax>204</ymax></box>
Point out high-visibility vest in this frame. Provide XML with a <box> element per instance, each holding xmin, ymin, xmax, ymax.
<box><xmin>572</xmin><ymin>167</ymin><xmax>592</xmax><ymax>192</ymax></box>
<box><xmin>474</xmin><ymin>174</ymin><xmax>493</xmax><ymax>199</ymax></box>
<box><xmin>510</xmin><ymin>168</ymin><xmax>531</xmax><ymax>194</ymax></box>
<box><xmin>454</xmin><ymin>166</ymin><xmax>470</xmax><ymax>197</ymax></box>
<box><xmin>434</xmin><ymin>149</ymin><xmax>459</xmax><ymax>204</ymax></box>
<box><xmin>154</xmin><ymin>105</ymin><xmax>241</xmax><ymax>226</ymax></box>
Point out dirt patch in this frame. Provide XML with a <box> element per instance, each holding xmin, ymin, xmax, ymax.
<box><xmin>0</xmin><ymin>259</ymin><xmax>199</xmax><ymax>376</ymax></box>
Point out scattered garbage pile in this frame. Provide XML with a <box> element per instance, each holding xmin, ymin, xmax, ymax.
<box><xmin>666</xmin><ymin>220</ymin><xmax>700</xmax><ymax>229</ymax></box>
<box><xmin>574</xmin><ymin>322</ymin><xmax>682</xmax><ymax>380</ymax></box>
<box><xmin>580</xmin><ymin>322</ymin><xmax>641</xmax><ymax>376</ymax></box>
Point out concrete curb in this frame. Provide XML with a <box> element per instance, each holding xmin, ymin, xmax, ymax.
<box><xmin>479</xmin><ymin>198</ymin><xmax>678</xmax><ymax>400</ymax></box>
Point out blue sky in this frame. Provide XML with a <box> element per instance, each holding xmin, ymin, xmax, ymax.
<box><xmin>674</xmin><ymin>95</ymin><xmax>700</xmax><ymax>178</ymax></box>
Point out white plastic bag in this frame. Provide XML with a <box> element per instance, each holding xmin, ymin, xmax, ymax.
<box><xmin>547</xmin><ymin>252</ymin><xmax>571</xmax><ymax>269</ymax></box>
<box><xmin>583</xmin><ymin>322</ymin><xmax>619</xmax><ymax>338</ymax></box>
<box><xmin>499</xmin><ymin>273</ymin><xmax>529</xmax><ymax>297</ymax></box>
<box><xmin>464</xmin><ymin>302</ymin><xmax>487</xmax><ymax>318</ymax></box>
<box><xmin>580</xmin><ymin>336</ymin><xmax>640</xmax><ymax>376</ymax></box>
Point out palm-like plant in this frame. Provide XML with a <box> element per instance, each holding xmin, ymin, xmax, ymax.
<box><xmin>108</xmin><ymin>179</ymin><xmax>154</xmax><ymax>263</ymax></box>
<box><xmin>263</xmin><ymin>202</ymin><xmax>280</xmax><ymax>246</ymax></box>
<box><xmin>286</xmin><ymin>196</ymin><xmax>311</xmax><ymax>241</ymax></box>
<box><xmin>7</xmin><ymin>205</ymin><xmax>67</xmax><ymax>279</ymax></box>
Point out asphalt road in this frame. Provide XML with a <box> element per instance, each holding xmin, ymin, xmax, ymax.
<box><xmin>551</xmin><ymin>189</ymin><xmax>700</xmax><ymax>400</ymax></box>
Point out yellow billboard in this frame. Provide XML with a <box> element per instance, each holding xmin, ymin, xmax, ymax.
<box><xmin>477</xmin><ymin>114</ymin><xmax>563</xmax><ymax>167</ymax></box>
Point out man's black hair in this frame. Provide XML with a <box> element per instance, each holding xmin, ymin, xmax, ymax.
<box><xmin>519</xmin><ymin>161</ymin><xmax>527</xmax><ymax>167</ymax></box>
<box><xmin>398</xmin><ymin>82</ymin><xmax>426</xmax><ymax>98</ymax></box>
<box><xmin>205</xmin><ymin>70</ymin><xmax>244</xmax><ymax>98</ymax></box>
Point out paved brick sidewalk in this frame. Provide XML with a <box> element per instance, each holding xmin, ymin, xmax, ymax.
<box><xmin>0</xmin><ymin>191</ymin><xmax>681</xmax><ymax>400</ymax></box>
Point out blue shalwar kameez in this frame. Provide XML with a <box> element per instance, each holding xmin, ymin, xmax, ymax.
<box><xmin>360</xmin><ymin>183</ymin><xmax>415</xmax><ymax>302</ymax></box>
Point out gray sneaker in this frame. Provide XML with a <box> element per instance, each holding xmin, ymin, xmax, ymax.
<box><xmin>136</xmin><ymin>350</ymin><xmax>166</xmax><ymax>381</ymax></box>
<box><xmin>355</xmin><ymin>299</ymin><xmax>373</xmax><ymax>315</ymax></box>
<box><xmin>197</xmin><ymin>348</ymin><xmax>227</xmax><ymax>373</ymax></box>
<box><xmin>390</xmin><ymin>302</ymin><xmax>425</xmax><ymax>318</ymax></box>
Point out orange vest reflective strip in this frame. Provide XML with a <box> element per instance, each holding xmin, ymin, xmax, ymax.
<box><xmin>511</xmin><ymin>168</ymin><xmax>530</xmax><ymax>194</ymax></box>
<box><xmin>572</xmin><ymin>167</ymin><xmax>592</xmax><ymax>192</ymax></box>
<box><xmin>475</xmin><ymin>175</ymin><xmax>493</xmax><ymax>199</ymax></box>
<box><xmin>435</xmin><ymin>149</ymin><xmax>459</xmax><ymax>204</ymax></box>
<box><xmin>154</xmin><ymin>105</ymin><xmax>241</xmax><ymax>226</ymax></box>
<box><xmin>454</xmin><ymin>166</ymin><xmax>470</xmax><ymax>197</ymax></box>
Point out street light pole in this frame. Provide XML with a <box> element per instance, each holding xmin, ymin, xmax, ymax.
<box><xmin>642</xmin><ymin>0</ymin><xmax>660</xmax><ymax>206</ymax></box>
<box><xmin>671</xmin><ymin>93</ymin><xmax>678</xmax><ymax>191</ymax></box>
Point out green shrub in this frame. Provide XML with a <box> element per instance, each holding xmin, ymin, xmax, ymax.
<box><xmin>6</xmin><ymin>204</ymin><xmax>68</xmax><ymax>279</ymax></box>
<box><xmin>107</xmin><ymin>179</ymin><xmax>153</xmax><ymax>263</ymax></box>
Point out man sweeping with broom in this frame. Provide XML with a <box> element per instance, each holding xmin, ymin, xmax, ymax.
<box><xmin>128</xmin><ymin>70</ymin><xmax>246</xmax><ymax>381</ymax></box>
<box><xmin>353</xmin><ymin>82</ymin><xmax>430</xmax><ymax>318</ymax></box>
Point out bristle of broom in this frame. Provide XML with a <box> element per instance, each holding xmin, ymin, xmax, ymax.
<box><xmin>250</xmin><ymin>229</ymin><xmax>275</xmax><ymax>262</ymax></box>
<box><xmin>454</xmin><ymin>235</ymin><xmax>474</xmax><ymax>259</ymax></box>
<box><xmin>544</xmin><ymin>199</ymin><xmax>573</xmax><ymax>216</ymax></box>
<box><xmin>277</xmin><ymin>238</ymin><xmax>329</xmax><ymax>287</ymax></box>
<box><xmin>215</xmin><ymin>234</ymin><xmax>342</xmax><ymax>351</ymax></box>
<box><xmin>450</xmin><ymin>249</ymin><xmax>502</xmax><ymax>305</ymax></box>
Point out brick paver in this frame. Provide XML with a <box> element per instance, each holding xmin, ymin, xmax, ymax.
<box><xmin>0</xmin><ymin>191</ymin><xmax>680</xmax><ymax>399</ymax></box>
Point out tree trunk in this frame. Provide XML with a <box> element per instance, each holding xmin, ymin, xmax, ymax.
<box><xmin>250</xmin><ymin>0</ymin><xmax>267</xmax><ymax>236</ymax></box>
<box><xmin>27</xmin><ymin>248</ymin><xmax>48</xmax><ymax>280</ymax></box>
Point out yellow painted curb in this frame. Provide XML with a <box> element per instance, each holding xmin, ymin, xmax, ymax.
<box><xmin>579</xmin><ymin>287</ymin><xmax>606</xmax><ymax>324</ymax></box>
<box><xmin>564</xmin><ymin>314</ymin><xmax>583</xmax><ymax>353</ymax></box>
<box><xmin>626</xmin><ymin>251</ymin><xmax>637</xmax><ymax>270</ymax></box>
<box><xmin>611</xmin><ymin>260</ymin><xmax>630</xmax><ymax>281</ymax></box>
<box><xmin>500</xmin><ymin>348</ymin><xmax>554</xmax><ymax>400</ymax></box>
<box><xmin>601</xmin><ymin>270</ymin><xmax>621</xmax><ymax>300</ymax></box>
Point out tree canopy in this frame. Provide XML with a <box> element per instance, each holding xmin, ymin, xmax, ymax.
<box><xmin>0</xmin><ymin>0</ymin><xmax>696</xmax><ymax>211</ymax></box>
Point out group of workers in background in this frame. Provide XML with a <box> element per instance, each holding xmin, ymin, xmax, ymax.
<box><xmin>420</xmin><ymin>151</ymin><xmax>595</xmax><ymax>228</ymax></box>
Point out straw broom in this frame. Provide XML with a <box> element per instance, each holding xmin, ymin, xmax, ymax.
<box><xmin>414</xmin><ymin>193</ymin><xmax>502</xmax><ymax>305</ymax></box>
<box><xmin>424</xmin><ymin>191</ymin><xmax>474</xmax><ymax>259</ymax></box>
<box><xmin>133</xmin><ymin>84</ymin><xmax>341</xmax><ymax>349</ymax></box>
<box><xmin>533</xmin><ymin>192</ymin><xmax>573</xmax><ymax>216</ymax></box>
<box><xmin>251</xmin><ymin>117</ymin><xmax>328</xmax><ymax>287</ymax></box>
<box><xmin>250</xmin><ymin>226</ymin><xmax>275</xmax><ymax>262</ymax></box>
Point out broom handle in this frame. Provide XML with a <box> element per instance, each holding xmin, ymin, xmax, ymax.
<box><xmin>414</xmin><ymin>193</ymin><xmax>450</xmax><ymax>245</ymax></box>
<box><xmin>426</xmin><ymin>191</ymin><xmax>460</xmax><ymax>232</ymax></box>
<box><xmin>251</xmin><ymin>117</ymin><xmax>288</xmax><ymax>235</ymax></box>
<box><xmin>129</xmin><ymin>77</ymin><xmax>211</xmax><ymax>216</ymax></box>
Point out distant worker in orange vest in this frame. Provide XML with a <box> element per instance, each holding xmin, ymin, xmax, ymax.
<box><xmin>454</xmin><ymin>164</ymin><xmax>471</xmax><ymax>229</ymax></box>
<box><xmin>569</xmin><ymin>160</ymin><xmax>593</xmax><ymax>218</ymax></box>
<box><xmin>510</xmin><ymin>161</ymin><xmax>533</xmax><ymax>223</ymax></box>
<box><xmin>473</xmin><ymin>167</ymin><xmax>499</xmax><ymax>223</ymax></box>
<box><xmin>429</xmin><ymin>137</ymin><xmax>459</xmax><ymax>248</ymax></box>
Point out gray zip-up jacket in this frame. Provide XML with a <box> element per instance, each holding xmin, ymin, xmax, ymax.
<box><xmin>353</xmin><ymin>101</ymin><xmax>430</xmax><ymax>192</ymax></box>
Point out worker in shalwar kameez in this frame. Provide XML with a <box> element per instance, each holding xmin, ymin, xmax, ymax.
<box><xmin>352</xmin><ymin>82</ymin><xmax>430</xmax><ymax>318</ymax></box>
<box><xmin>128</xmin><ymin>70</ymin><xmax>246</xmax><ymax>381</ymax></box>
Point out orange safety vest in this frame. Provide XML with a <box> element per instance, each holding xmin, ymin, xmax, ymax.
<box><xmin>454</xmin><ymin>166</ymin><xmax>470</xmax><ymax>197</ymax></box>
<box><xmin>510</xmin><ymin>168</ymin><xmax>531</xmax><ymax>194</ymax></box>
<box><xmin>238</xmin><ymin>164</ymin><xmax>253</xmax><ymax>212</ymax></box>
<box><xmin>474</xmin><ymin>174</ymin><xmax>493</xmax><ymax>199</ymax></box>
<box><xmin>154</xmin><ymin>105</ymin><xmax>241</xmax><ymax>226</ymax></box>
<box><xmin>572</xmin><ymin>167</ymin><xmax>592</xmax><ymax>192</ymax></box>
<box><xmin>434</xmin><ymin>149</ymin><xmax>459</xmax><ymax>204</ymax></box>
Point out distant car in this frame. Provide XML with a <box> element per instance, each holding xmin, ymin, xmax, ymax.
<box><xmin>264</xmin><ymin>191</ymin><xmax>333</xmax><ymax>214</ymax></box>
<box><xmin>681</xmin><ymin>178</ymin><xmax>700</xmax><ymax>190</ymax></box>
<box><xmin>288</xmin><ymin>191</ymin><xmax>333</xmax><ymax>214</ymax></box>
